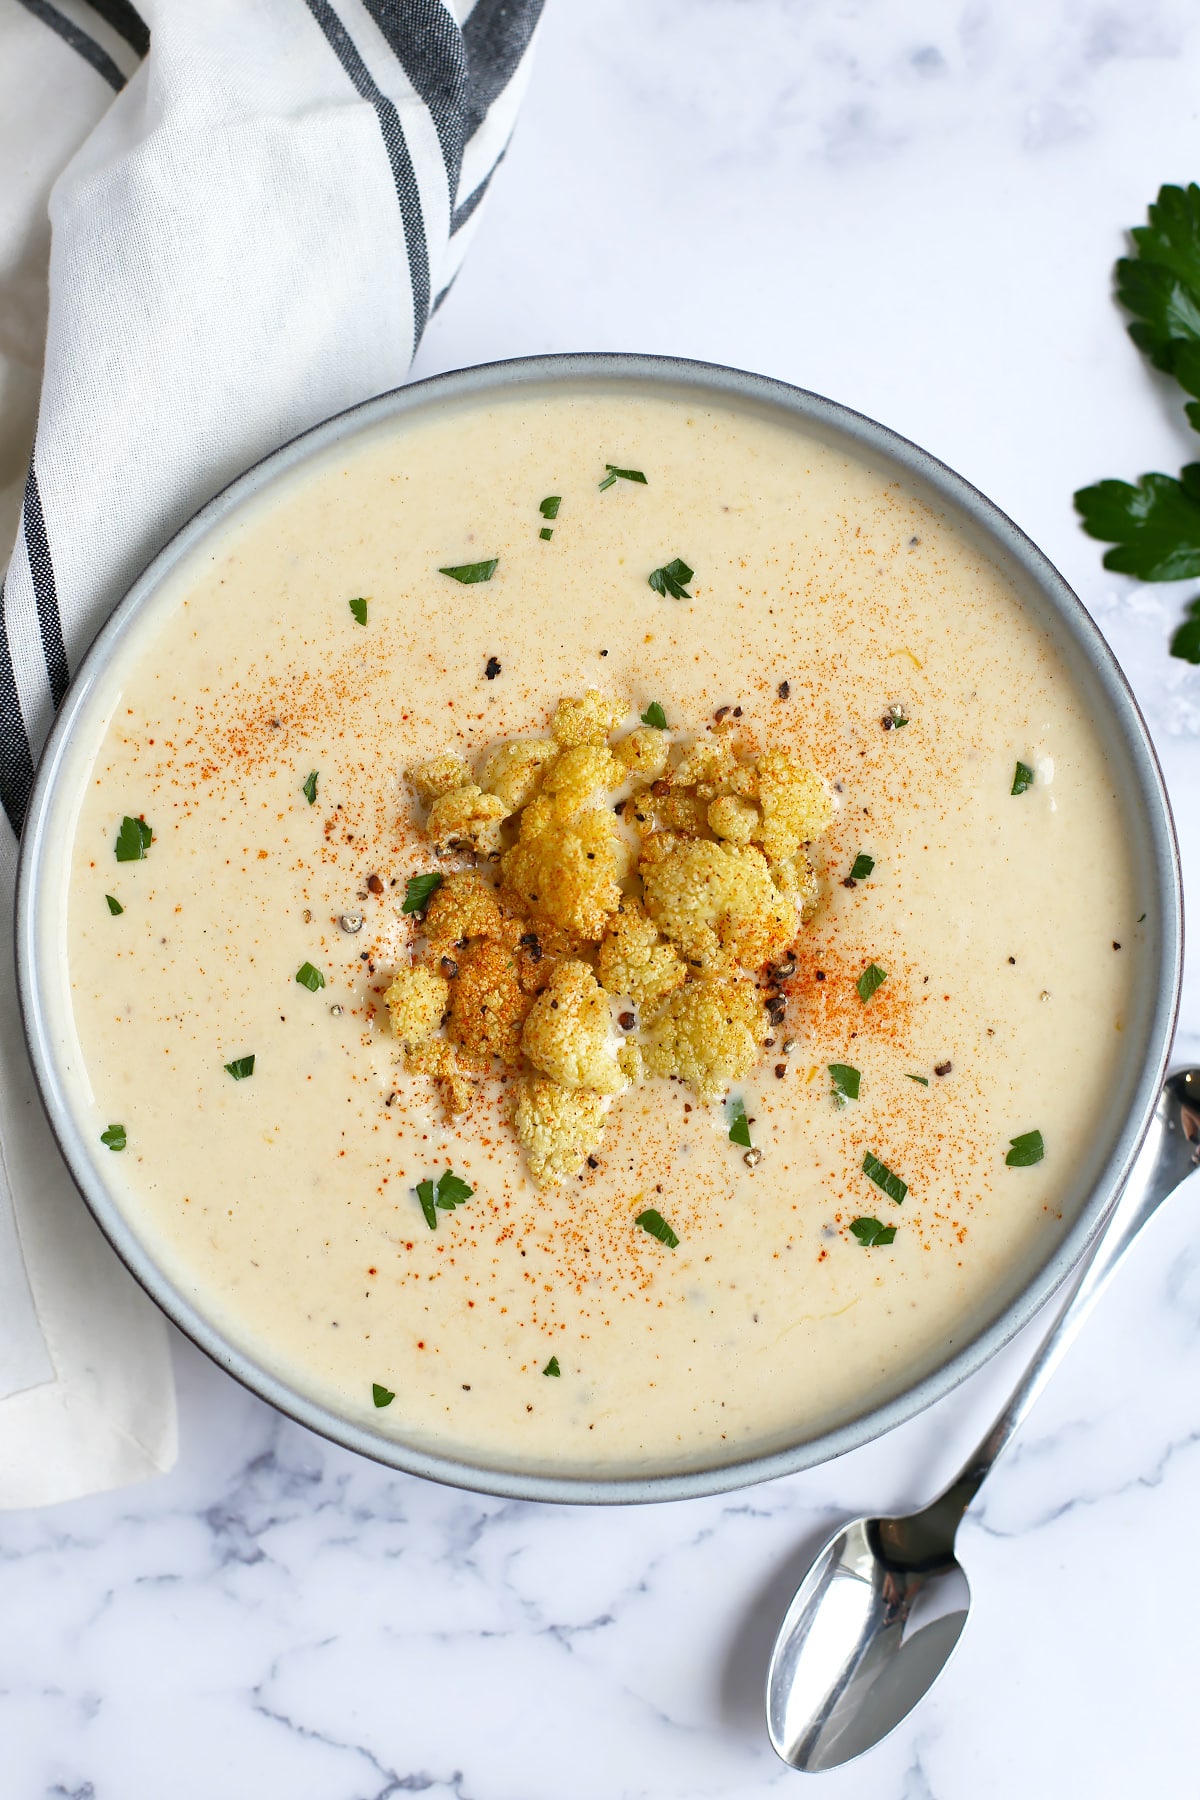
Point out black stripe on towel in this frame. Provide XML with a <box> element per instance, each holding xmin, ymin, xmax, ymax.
<box><xmin>460</xmin><ymin>0</ymin><xmax>545</xmax><ymax>146</ymax></box>
<box><xmin>0</xmin><ymin>583</ymin><xmax>36</xmax><ymax>840</ymax></box>
<box><xmin>451</xmin><ymin>146</ymin><xmax>505</xmax><ymax>236</ymax></box>
<box><xmin>82</xmin><ymin>0</ymin><xmax>149</xmax><ymax>58</ymax></box>
<box><xmin>303</xmin><ymin>0</ymin><xmax>431</xmax><ymax>355</ymax></box>
<box><xmin>23</xmin><ymin>462</ymin><xmax>70</xmax><ymax>710</ymax></box>
<box><xmin>14</xmin><ymin>0</ymin><xmax>126</xmax><ymax>90</ymax></box>
<box><xmin>361</xmin><ymin>0</ymin><xmax>468</xmax><ymax>205</ymax></box>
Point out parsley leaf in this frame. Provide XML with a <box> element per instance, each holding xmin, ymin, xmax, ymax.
<box><xmin>296</xmin><ymin>961</ymin><xmax>325</xmax><ymax>992</ymax></box>
<box><xmin>728</xmin><ymin>1096</ymin><xmax>752</xmax><ymax>1148</ymax></box>
<box><xmin>539</xmin><ymin>496</ymin><xmax>562</xmax><ymax>519</ymax></box>
<box><xmin>1171</xmin><ymin>595</ymin><xmax>1200</xmax><ymax>663</ymax></box>
<box><xmin>402</xmin><ymin>870</ymin><xmax>443</xmax><ymax>914</ymax></box>
<box><xmin>115</xmin><ymin>815</ymin><xmax>152</xmax><ymax>862</ymax></box>
<box><xmin>302</xmin><ymin>770</ymin><xmax>318</xmax><ymax>806</ymax></box>
<box><xmin>1011</xmin><ymin>761</ymin><xmax>1034</xmax><ymax>795</ymax></box>
<box><xmin>543</xmin><ymin>1356</ymin><xmax>561</xmax><ymax>1377</ymax></box>
<box><xmin>224</xmin><ymin>1055</ymin><xmax>255</xmax><ymax>1080</ymax></box>
<box><xmin>416</xmin><ymin>1179</ymin><xmax>437</xmax><ymax>1229</ymax></box>
<box><xmin>599</xmin><ymin>464</ymin><xmax>647</xmax><ymax>490</ymax></box>
<box><xmin>1005</xmin><ymin>1129</ymin><xmax>1045</xmax><ymax>1167</ymax></box>
<box><xmin>349</xmin><ymin>597</ymin><xmax>368</xmax><ymax>625</ymax></box>
<box><xmin>849</xmin><ymin>1215</ymin><xmax>896</xmax><ymax>1247</ymax></box>
<box><xmin>641</xmin><ymin>701</ymin><xmax>668</xmax><ymax>729</ymax></box>
<box><xmin>372</xmin><ymin>1382</ymin><xmax>395</xmax><ymax>1408</ymax></box>
<box><xmin>1116</xmin><ymin>184</ymin><xmax>1200</xmax><ymax>373</ymax></box>
<box><xmin>648</xmin><ymin>558</ymin><xmax>693</xmax><ymax>600</ymax></box>
<box><xmin>1074</xmin><ymin>468</ymin><xmax>1200</xmax><ymax>580</ymax></box>
<box><xmin>905</xmin><ymin>1073</ymin><xmax>929</xmax><ymax>1087</ymax></box>
<box><xmin>435</xmin><ymin>1169</ymin><xmax>473</xmax><ymax>1209</ymax></box>
<box><xmin>539</xmin><ymin>527</ymin><xmax>553</xmax><ymax>541</ymax></box>
<box><xmin>863</xmin><ymin>1150</ymin><xmax>908</xmax><ymax>1205</ymax></box>
<box><xmin>105</xmin><ymin>894</ymin><xmax>124</xmax><ymax>916</ymax></box>
<box><xmin>100</xmin><ymin>1123</ymin><xmax>126</xmax><ymax>1152</ymax></box>
<box><xmin>636</xmin><ymin>1207</ymin><xmax>680</xmax><ymax>1247</ymax></box>
<box><xmin>439</xmin><ymin>559</ymin><xmax>498</xmax><ymax>584</ymax></box>
<box><xmin>828</xmin><ymin>1063</ymin><xmax>860</xmax><ymax>1104</ymax></box>
<box><xmin>849</xmin><ymin>853</ymin><xmax>875</xmax><ymax>881</ymax></box>
<box><xmin>856</xmin><ymin>963</ymin><xmax>887</xmax><ymax>1003</ymax></box>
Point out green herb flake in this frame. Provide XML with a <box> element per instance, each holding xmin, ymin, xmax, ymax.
<box><xmin>416</xmin><ymin>1178</ymin><xmax>438</xmax><ymax>1229</ymax></box>
<box><xmin>888</xmin><ymin>705</ymin><xmax>909</xmax><ymax>728</ymax></box>
<box><xmin>302</xmin><ymin>770</ymin><xmax>319</xmax><ymax>806</ymax></box>
<box><xmin>435</xmin><ymin>1169</ymin><xmax>474</xmax><ymax>1210</ymax></box>
<box><xmin>648</xmin><ymin>557</ymin><xmax>694</xmax><ymax>600</ymax></box>
<box><xmin>828</xmin><ymin>1063</ymin><xmax>861</xmax><ymax>1104</ymax></box>
<box><xmin>849</xmin><ymin>853</ymin><xmax>875</xmax><ymax>881</ymax></box>
<box><xmin>372</xmin><ymin>1382</ymin><xmax>395</xmax><ymax>1408</ymax></box>
<box><xmin>539</xmin><ymin>527</ymin><xmax>553</xmax><ymax>541</ymax></box>
<box><xmin>349</xmin><ymin>596</ymin><xmax>368</xmax><ymax>626</ymax></box>
<box><xmin>105</xmin><ymin>894</ymin><xmax>124</xmax><ymax>916</ymax></box>
<box><xmin>641</xmin><ymin>701</ymin><xmax>668</xmax><ymax>730</ymax></box>
<box><xmin>849</xmin><ymin>1216</ymin><xmax>897</xmax><ymax>1247</ymax></box>
<box><xmin>100</xmin><ymin>1123</ymin><xmax>126</xmax><ymax>1152</ymax></box>
<box><xmin>1171</xmin><ymin>595</ymin><xmax>1200</xmax><ymax>662</ymax></box>
<box><xmin>543</xmin><ymin>1356</ymin><xmax>561</xmax><ymax>1377</ymax></box>
<box><xmin>539</xmin><ymin>496</ymin><xmax>561</xmax><ymax>520</ymax></box>
<box><xmin>296</xmin><ymin>961</ymin><xmax>326</xmax><ymax>992</ymax></box>
<box><xmin>224</xmin><ymin>1055</ymin><xmax>255</xmax><ymax>1081</ymax></box>
<box><xmin>856</xmin><ymin>963</ymin><xmax>888</xmax><ymax>1004</ymax></box>
<box><xmin>636</xmin><ymin>1208</ymin><xmax>680</xmax><ymax>1248</ymax></box>
<box><xmin>114</xmin><ymin>815</ymin><xmax>152</xmax><ymax>862</ymax></box>
<box><xmin>402</xmin><ymin>870</ymin><xmax>443</xmax><ymax>914</ymax></box>
<box><xmin>863</xmin><ymin>1150</ymin><xmax>908</xmax><ymax>1205</ymax></box>
<box><xmin>1011</xmin><ymin>760</ymin><xmax>1035</xmax><ymax>795</ymax></box>
<box><xmin>1005</xmin><ymin>1129</ymin><xmax>1045</xmax><ymax>1168</ymax></box>
<box><xmin>439</xmin><ymin>559</ymin><xmax>498</xmax><ymax>584</ymax></box>
<box><xmin>599</xmin><ymin>464</ymin><xmax>647</xmax><ymax>490</ymax></box>
<box><xmin>905</xmin><ymin>1073</ymin><xmax>930</xmax><ymax>1087</ymax></box>
<box><xmin>728</xmin><ymin>1096</ymin><xmax>752</xmax><ymax>1148</ymax></box>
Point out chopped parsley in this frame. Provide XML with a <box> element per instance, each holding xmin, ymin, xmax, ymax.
<box><xmin>349</xmin><ymin>597</ymin><xmax>368</xmax><ymax>625</ymax></box>
<box><xmin>828</xmin><ymin>1062</ymin><xmax>860</xmax><ymax>1104</ymax></box>
<box><xmin>439</xmin><ymin>559</ymin><xmax>498</xmax><ymax>584</ymax></box>
<box><xmin>856</xmin><ymin>963</ymin><xmax>888</xmax><ymax>1003</ymax></box>
<box><xmin>114</xmin><ymin>815</ymin><xmax>152</xmax><ymax>862</ymax></box>
<box><xmin>296</xmin><ymin>961</ymin><xmax>326</xmax><ymax>992</ymax></box>
<box><xmin>1011</xmin><ymin>761</ymin><xmax>1034</xmax><ymax>795</ymax></box>
<box><xmin>100</xmin><ymin>1123</ymin><xmax>126</xmax><ymax>1152</ymax></box>
<box><xmin>849</xmin><ymin>1216</ymin><xmax>897</xmax><ymax>1247</ymax></box>
<box><xmin>599</xmin><ymin>464</ymin><xmax>647</xmax><ymax>490</ymax></box>
<box><xmin>539</xmin><ymin>527</ymin><xmax>553</xmax><ymax>541</ymax></box>
<box><xmin>105</xmin><ymin>894</ymin><xmax>124</xmax><ymax>916</ymax></box>
<box><xmin>372</xmin><ymin>1382</ymin><xmax>395</xmax><ymax>1408</ymax></box>
<box><xmin>1005</xmin><ymin>1129</ymin><xmax>1045</xmax><ymax>1167</ymax></box>
<box><xmin>636</xmin><ymin>1208</ymin><xmax>679</xmax><ymax>1248</ymax></box>
<box><xmin>416</xmin><ymin>1167</ymin><xmax>474</xmax><ymax>1230</ymax></box>
<box><xmin>905</xmin><ymin>1073</ymin><xmax>930</xmax><ymax>1087</ymax></box>
<box><xmin>640</xmin><ymin>701</ymin><xmax>668</xmax><ymax>729</ymax></box>
<box><xmin>886</xmin><ymin>705</ymin><xmax>908</xmax><ymax>728</ymax></box>
<box><xmin>402</xmin><ymin>870</ymin><xmax>443</xmax><ymax>914</ymax></box>
<box><xmin>862</xmin><ymin>1150</ymin><xmax>908</xmax><ymax>1205</ymax></box>
<box><xmin>543</xmin><ymin>1356</ymin><xmax>561</xmax><ymax>1377</ymax></box>
<box><xmin>648</xmin><ymin>557</ymin><xmax>694</xmax><ymax>600</ymax></box>
<box><xmin>539</xmin><ymin>496</ymin><xmax>562</xmax><ymax>519</ymax></box>
<box><xmin>302</xmin><ymin>770</ymin><xmax>319</xmax><ymax>806</ymax></box>
<box><xmin>728</xmin><ymin>1096</ymin><xmax>752</xmax><ymax>1147</ymax></box>
<box><xmin>224</xmin><ymin>1055</ymin><xmax>255</xmax><ymax>1080</ymax></box>
<box><xmin>849</xmin><ymin>853</ymin><xmax>875</xmax><ymax>881</ymax></box>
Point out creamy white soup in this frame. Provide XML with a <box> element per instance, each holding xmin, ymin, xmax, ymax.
<box><xmin>58</xmin><ymin>389</ymin><xmax>1138</xmax><ymax>1477</ymax></box>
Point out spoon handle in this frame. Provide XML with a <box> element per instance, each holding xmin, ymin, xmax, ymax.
<box><xmin>932</xmin><ymin>1068</ymin><xmax>1200</xmax><ymax>1529</ymax></box>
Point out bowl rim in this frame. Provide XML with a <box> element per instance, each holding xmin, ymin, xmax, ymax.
<box><xmin>15</xmin><ymin>350</ymin><xmax>1184</xmax><ymax>1504</ymax></box>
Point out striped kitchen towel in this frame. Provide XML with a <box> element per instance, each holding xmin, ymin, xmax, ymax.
<box><xmin>0</xmin><ymin>0</ymin><xmax>544</xmax><ymax>1507</ymax></box>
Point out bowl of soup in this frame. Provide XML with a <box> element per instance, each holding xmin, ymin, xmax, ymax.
<box><xmin>15</xmin><ymin>355</ymin><xmax>1182</xmax><ymax>1501</ymax></box>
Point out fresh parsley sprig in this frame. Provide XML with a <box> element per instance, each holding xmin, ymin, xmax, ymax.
<box><xmin>416</xmin><ymin>1167</ymin><xmax>474</xmax><ymax>1230</ymax></box>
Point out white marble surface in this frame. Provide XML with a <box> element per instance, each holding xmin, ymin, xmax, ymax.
<box><xmin>5</xmin><ymin>2</ymin><xmax>1200</xmax><ymax>1794</ymax></box>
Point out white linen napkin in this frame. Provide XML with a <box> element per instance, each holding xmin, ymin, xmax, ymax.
<box><xmin>0</xmin><ymin>0</ymin><xmax>544</xmax><ymax>1507</ymax></box>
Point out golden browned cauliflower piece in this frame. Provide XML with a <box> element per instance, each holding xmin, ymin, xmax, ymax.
<box><xmin>446</xmin><ymin>938</ymin><xmax>532</xmax><ymax>1065</ymax></box>
<box><xmin>426</xmin><ymin>784</ymin><xmax>508</xmax><ymax>858</ymax></box>
<box><xmin>642</xmin><ymin>976</ymin><xmax>767</xmax><ymax>1101</ymax></box>
<box><xmin>637</xmin><ymin>829</ymin><xmax>693</xmax><ymax>866</ymax></box>
<box><xmin>770</xmin><ymin>850</ymin><xmax>821</xmax><ymax>919</ymax></box>
<box><xmin>672</xmin><ymin>736</ymin><xmax>738</xmax><ymax>793</ymax></box>
<box><xmin>613</xmin><ymin>727</ymin><xmax>670</xmax><ymax>782</ymax></box>
<box><xmin>422</xmin><ymin>868</ymin><xmax>505</xmax><ymax>948</ymax></box>
<box><xmin>551</xmin><ymin>690</ymin><xmax>625</xmax><ymax>748</ymax></box>
<box><xmin>384</xmin><ymin>965</ymin><xmax>448</xmax><ymax>1046</ymax></box>
<box><xmin>708</xmin><ymin>794</ymin><xmax>759</xmax><ymax>844</ymax></box>
<box><xmin>521</xmin><ymin>960</ymin><xmax>626</xmax><ymax>1094</ymax></box>
<box><xmin>542</xmin><ymin>744</ymin><xmax>623</xmax><ymax>815</ymax></box>
<box><xmin>478</xmin><ymin>738</ymin><xmax>558</xmax><ymax>813</ymax></box>
<box><xmin>405</xmin><ymin>1038</ymin><xmax>485</xmax><ymax>1117</ymax></box>
<box><xmin>597</xmin><ymin>899</ymin><xmax>687</xmax><ymax>1011</ymax></box>
<box><xmin>509</xmin><ymin>915</ymin><xmax>584</xmax><ymax>993</ymax></box>
<box><xmin>751</xmin><ymin>751</ymin><xmax>833</xmax><ymax>861</ymax></box>
<box><xmin>410</xmin><ymin>752</ymin><xmax>472</xmax><ymax>807</ymax></box>
<box><xmin>653</xmin><ymin>790</ymin><xmax>711</xmax><ymax>836</ymax></box>
<box><xmin>502</xmin><ymin>801</ymin><xmax>624</xmax><ymax>939</ymax></box>
<box><xmin>514</xmin><ymin>1074</ymin><xmax>609</xmax><ymax>1184</ymax></box>
<box><xmin>641</xmin><ymin>839</ymin><xmax>797</xmax><ymax>969</ymax></box>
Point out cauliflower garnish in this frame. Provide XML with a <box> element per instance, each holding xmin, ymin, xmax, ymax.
<box><xmin>394</xmin><ymin>693</ymin><xmax>831</xmax><ymax>1180</ymax></box>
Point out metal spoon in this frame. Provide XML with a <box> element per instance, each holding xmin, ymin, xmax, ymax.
<box><xmin>766</xmin><ymin>1067</ymin><xmax>1200</xmax><ymax>1773</ymax></box>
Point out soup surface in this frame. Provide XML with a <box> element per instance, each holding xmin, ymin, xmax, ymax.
<box><xmin>58</xmin><ymin>387</ymin><xmax>1139</xmax><ymax>1476</ymax></box>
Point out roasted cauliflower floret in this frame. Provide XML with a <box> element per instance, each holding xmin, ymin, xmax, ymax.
<box><xmin>641</xmin><ymin>839</ymin><xmax>797</xmax><ymax>970</ymax></box>
<box><xmin>642</xmin><ymin>976</ymin><xmax>767</xmax><ymax>1102</ymax></box>
<box><xmin>770</xmin><ymin>850</ymin><xmax>821</xmax><ymax>919</ymax></box>
<box><xmin>521</xmin><ymin>960</ymin><xmax>626</xmax><ymax>1094</ymax></box>
<box><xmin>410</xmin><ymin>752</ymin><xmax>472</xmax><ymax>807</ymax></box>
<box><xmin>551</xmin><ymin>690</ymin><xmax>625</xmax><ymax>747</ymax></box>
<box><xmin>478</xmin><ymin>738</ymin><xmax>558</xmax><ymax>813</ymax></box>
<box><xmin>751</xmin><ymin>751</ymin><xmax>833</xmax><ymax>861</ymax></box>
<box><xmin>502</xmin><ymin>801</ymin><xmax>623</xmax><ymax>939</ymax></box>
<box><xmin>446</xmin><ymin>938</ymin><xmax>532</xmax><ymax>1066</ymax></box>
<box><xmin>673</xmin><ymin>736</ymin><xmax>738</xmax><ymax>793</ymax></box>
<box><xmin>384</xmin><ymin>965</ymin><xmax>448</xmax><ymax>1046</ymax></box>
<box><xmin>421</xmin><ymin>868</ymin><xmax>505</xmax><ymax>948</ymax></box>
<box><xmin>426</xmin><ymin>783</ymin><xmax>508</xmax><ymax>858</ymax></box>
<box><xmin>613</xmin><ymin>727</ymin><xmax>670</xmax><ymax>782</ymax></box>
<box><xmin>708</xmin><ymin>794</ymin><xmax>759</xmax><ymax>844</ymax></box>
<box><xmin>510</xmin><ymin>916</ymin><xmax>585</xmax><ymax>993</ymax></box>
<box><xmin>514</xmin><ymin>1074</ymin><xmax>609</xmax><ymax>1185</ymax></box>
<box><xmin>405</xmin><ymin>1037</ymin><xmax>485</xmax><ymax>1117</ymax></box>
<box><xmin>597</xmin><ymin>899</ymin><xmax>687</xmax><ymax>1011</ymax></box>
<box><xmin>542</xmin><ymin>744</ymin><xmax>623</xmax><ymax>815</ymax></box>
